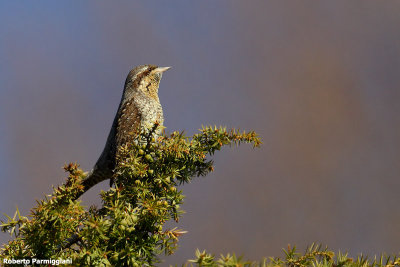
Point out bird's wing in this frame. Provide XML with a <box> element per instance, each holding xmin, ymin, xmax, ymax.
<box><xmin>116</xmin><ymin>100</ymin><xmax>142</xmax><ymax>149</ymax></box>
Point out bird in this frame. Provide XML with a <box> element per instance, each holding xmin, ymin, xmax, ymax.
<box><xmin>81</xmin><ymin>65</ymin><xmax>170</xmax><ymax>193</ymax></box>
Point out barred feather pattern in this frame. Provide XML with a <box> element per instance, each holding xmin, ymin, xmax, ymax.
<box><xmin>80</xmin><ymin>65</ymin><xmax>166</xmax><ymax>194</ymax></box>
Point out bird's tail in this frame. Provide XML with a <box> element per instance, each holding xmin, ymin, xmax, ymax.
<box><xmin>76</xmin><ymin>166</ymin><xmax>112</xmax><ymax>198</ymax></box>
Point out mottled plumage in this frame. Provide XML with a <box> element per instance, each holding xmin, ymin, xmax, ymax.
<box><xmin>82</xmin><ymin>65</ymin><xmax>169</xmax><ymax>191</ymax></box>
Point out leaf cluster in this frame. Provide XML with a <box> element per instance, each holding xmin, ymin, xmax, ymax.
<box><xmin>0</xmin><ymin>125</ymin><xmax>261</xmax><ymax>266</ymax></box>
<box><xmin>184</xmin><ymin>244</ymin><xmax>400</xmax><ymax>267</ymax></box>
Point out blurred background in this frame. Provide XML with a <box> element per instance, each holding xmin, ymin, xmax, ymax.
<box><xmin>1</xmin><ymin>1</ymin><xmax>400</xmax><ymax>265</ymax></box>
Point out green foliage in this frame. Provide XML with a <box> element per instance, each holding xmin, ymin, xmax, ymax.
<box><xmin>184</xmin><ymin>244</ymin><xmax>400</xmax><ymax>267</ymax></box>
<box><xmin>0</xmin><ymin>125</ymin><xmax>261</xmax><ymax>266</ymax></box>
<box><xmin>3</xmin><ymin>125</ymin><xmax>397</xmax><ymax>267</ymax></box>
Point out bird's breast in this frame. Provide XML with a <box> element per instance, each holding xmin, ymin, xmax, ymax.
<box><xmin>134</xmin><ymin>95</ymin><xmax>164</xmax><ymax>129</ymax></box>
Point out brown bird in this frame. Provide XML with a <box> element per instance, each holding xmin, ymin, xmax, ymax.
<box><xmin>81</xmin><ymin>65</ymin><xmax>170</xmax><ymax>192</ymax></box>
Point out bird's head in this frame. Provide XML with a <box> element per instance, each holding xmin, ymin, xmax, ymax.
<box><xmin>124</xmin><ymin>65</ymin><xmax>170</xmax><ymax>100</ymax></box>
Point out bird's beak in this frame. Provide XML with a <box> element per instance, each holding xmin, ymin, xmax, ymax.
<box><xmin>154</xmin><ymin>66</ymin><xmax>171</xmax><ymax>73</ymax></box>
